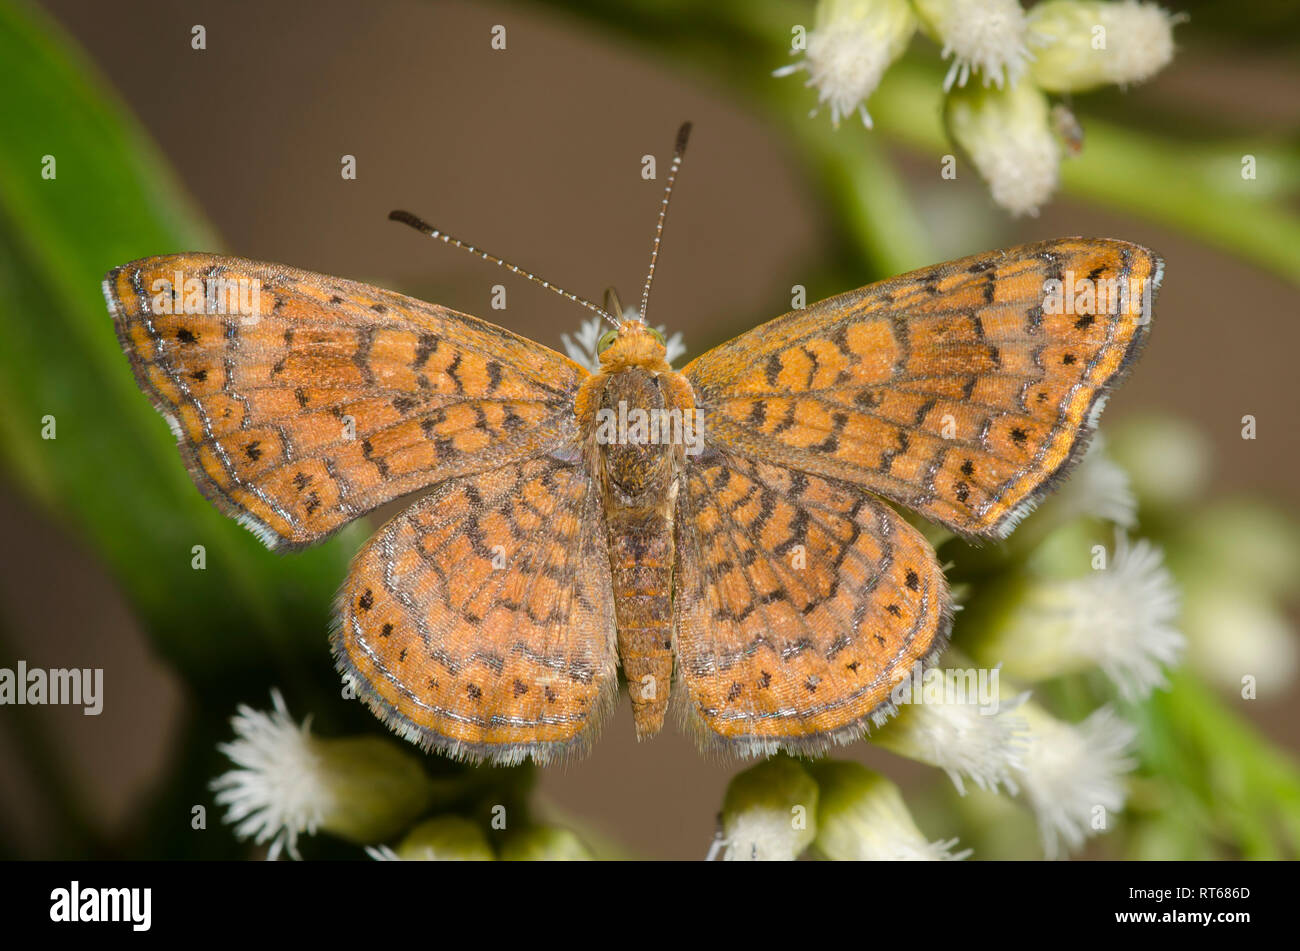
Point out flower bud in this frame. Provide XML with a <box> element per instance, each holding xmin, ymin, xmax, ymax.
<box><xmin>211</xmin><ymin>690</ymin><xmax>436</xmax><ymax>859</ymax></box>
<box><xmin>912</xmin><ymin>0</ymin><xmax>1033</xmax><ymax>91</ymax></box>
<box><xmin>775</xmin><ymin>0</ymin><xmax>918</xmax><ymax>128</ymax></box>
<box><xmin>498</xmin><ymin>825</ymin><xmax>594</xmax><ymax>861</ymax></box>
<box><xmin>1028</xmin><ymin>0</ymin><xmax>1179</xmax><ymax>93</ymax></box>
<box><xmin>720</xmin><ymin>757</ymin><xmax>819</xmax><ymax>860</ymax></box>
<box><xmin>945</xmin><ymin>79</ymin><xmax>1060</xmax><ymax>216</ymax></box>
<box><xmin>809</xmin><ymin>761</ymin><xmax>970</xmax><ymax>860</ymax></box>
<box><xmin>387</xmin><ymin>816</ymin><xmax>495</xmax><ymax>861</ymax></box>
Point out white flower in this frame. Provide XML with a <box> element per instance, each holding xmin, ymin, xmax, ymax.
<box><xmin>913</xmin><ymin>0</ymin><xmax>1034</xmax><ymax>91</ymax></box>
<box><xmin>210</xmin><ymin>689</ymin><xmax>326</xmax><ymax>860</ymax></box>
<box><xmin>875</xmin><ymin>678</ymin><xmax>1031</xmax><ymax>796</ymax></box>
<box><xmin>971</xmin><ymin>534</ymin><xmax>1183</xmax><ymax>700</ymax></box>
<box><xmin>1015</xmin><ymin>704</ymin><xmax>1137</xmax><ymax>859</ymax></box>
<box><xmin>810</xmin><ymin>762</ymin><xmax>971</xmax><ymax>860</ymax></box>
<box><xmin>560</xmin><ymin>315</ymin><xmax>686</xmax><ymax>372</ymax></box>
<box><xmin>1087</xmin><ymin>535</ymin><xmax>1184</xmax><ymax>699</ymax></box>
<box><xmin>661</xmin><ymin>328</ymin><xmax>687</xmax><ymax>366</ymax></box>
<box><xmin>945</xmin><ymin>79</ymin><xmax>1060</xmax><ymax>216</ymax></box>
<box><xmin>774</xmin><ymin>0</ymin><xmax>918</xmax><ymax>128</ymax></box>
<box><xmin>560</xmin><ymin>316</ymin><xmax>604</xmax><ymax>373</ymax></box>
<box><xmin>211</xmin><ymin>689</ymin><xmax>434</xmax><ymax>860</ymax></box>
<box><xmin>721</xmin><ymin>757</ymin><xmax>819</xmax><ymax>860</ymax></box>
<box><xmin>1028</xmin><ymin>0</ymin><xmax>1180</xmax><ymax>93</ymax></box>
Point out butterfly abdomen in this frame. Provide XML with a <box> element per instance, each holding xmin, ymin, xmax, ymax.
<box><xmin>586</xmin><ymin>364</ymin><xmax>690</xmax><ymax>738</ymax></box>
<box><xmin>606</xmin><ymin>503</ymin><xmax>676</xmax><ymax>738</ymax></box>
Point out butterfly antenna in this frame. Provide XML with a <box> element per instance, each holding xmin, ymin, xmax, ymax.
<box><xmin>638</xmin><ymin>121</ymin><xmax>692</xmax><ymax>322</ymax></box>
<box><xmin>388</xmin><ymin>210</ymin><xmax>621</xmax><ymax>328</ymax></box>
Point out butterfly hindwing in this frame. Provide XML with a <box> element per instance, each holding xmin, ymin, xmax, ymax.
<box><xmin>673</xmin><ymin>451</ymin><xmax>950</xmax><ymax>755</ymax></box>
<box><xmin>333</xmin><ymin>453</ymin><xmax>618</xmax><ymax>764</ymax></box>
<box><xmin>682</xmin><ymin>238</ymin><xmax>1161</xmax><ymax>539</ymax></box>
<box><xmin>105</xmin><ymin>253</ymin><xmax>587</xmax><ymax>549</ymax></box>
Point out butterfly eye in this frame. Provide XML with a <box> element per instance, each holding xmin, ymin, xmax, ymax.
<box><xmin>596</xmin><ymin>329</ymin><xmax>618</xmax><ymax>354</ymax></box>
<box><xmin>647</xmin><ymin>327</ymin><xmax>666</xmax><ymax>346</ymax></box>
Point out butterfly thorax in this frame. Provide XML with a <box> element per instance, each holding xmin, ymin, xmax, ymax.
<box><xmin>576</xmin><ymin>325</ymin><xmax>696</xmax><ymax>738</ymax></box>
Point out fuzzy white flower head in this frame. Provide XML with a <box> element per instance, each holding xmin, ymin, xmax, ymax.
<box><xmin>945</xmin><ymin>79</ymin><xmax>1060</xmax><ymax>216</ymax></box>
<box><xmin>977</xmin><ymin>534</ymin><xmax>1183</xmax><ymax>699</ymax></box>
<box><xmin>811</xmin><ymin>761</ymin><xmax>971</xmax><ymax>860</ymax></box>
<box><xmin>774</xmin><ymin>0</ymin><xmax>918</xmax><ymax>128</ymax></box>
<box><xmin>1016</xmin><ymin>703</ymin><xmax>1137</xmax><ymax>859</ymax></box>
<box><xmin>1029</xmin><ymin>0</ymin><xmax>1180</xmax><ymax>93</ymax></box>
<box><xmin>210</xmin><ymin>689</ymin><xmax>326</xmax><ymax>861</ymax></box>
<box><xmin>212</xmin><ymin>689</ymin><xmax>433</xmax><ymax>860</ymax></box>
<box><xmin>875</xmin><ymin>674</ymin><xmax>1030</xmax><ymax>796</ymax></box>
<box><xmin>913</xmin><ymin>0</ymin><xmax>1034</xmax><ymax>92</ymax></box>
<box><xmin>560</xmin><ymin>316</ymin><xmax>605</xmax><ymax>373</ymax></box>
<box><xmin>1087</xmin><ymin>535</ymin><xmax>1184</xmax><ymax>698</ymax></box>
<box><xmin>561</xmin><ymin>314</ymin><xmax>685</xmax><ymax>373</ymax></box>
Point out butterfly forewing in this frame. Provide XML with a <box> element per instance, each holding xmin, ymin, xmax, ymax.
<box><xmin>683</xmin><ymin>238</ymin><xmax>1160</xmax><ymax>539</ymax></box>
<box><xmin>105</xmin><ymin>253</ymin><xmax>586</xmax><ymax>549</ymax></box>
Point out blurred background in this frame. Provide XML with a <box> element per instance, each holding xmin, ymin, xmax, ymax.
<box><xmin>1</xmin><ymin>0</ymin><xmax>1298</xmax><ymax>859</ymax></box>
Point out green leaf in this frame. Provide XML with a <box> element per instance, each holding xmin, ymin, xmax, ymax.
<box><xmin>0</xmin><ymin>0</ymin><xmax>353</xmax><ymax>678</ymax></box>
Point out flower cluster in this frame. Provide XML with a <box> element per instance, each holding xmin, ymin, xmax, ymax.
<box><xmin>777</xmin><ymin>0</ymin><xmax>1182</xmax><ymax>215</ymax></box>
<box><xmin>210</xmin><ymin>690</ymin><xmax>593</xmax><ymax>860</ymax></box>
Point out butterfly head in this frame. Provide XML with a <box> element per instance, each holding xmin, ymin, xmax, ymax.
<box><xmin>595</xmin><ymin>318</ymin><xmax>669</xmax><ymax>372</ymax></box>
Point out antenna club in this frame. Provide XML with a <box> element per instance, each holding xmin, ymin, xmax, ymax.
<box><xmin>675</xmin><ymin>121</ymin><xmax>693</xmax><ymax>155</ymax></box>
<box><xmin>389</xmin><ymin>209</ymin><xmax>435</xmax><ymax>233</ymax></box>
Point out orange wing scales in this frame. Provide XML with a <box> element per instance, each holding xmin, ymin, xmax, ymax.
<box><xmin>332</xmin><ymin>455</ymin><xmax>617</xmax><ymax>764</ymax></box>
<box><xmin>105</xmin><ymin>254</ymin><xmax>585</xmax><ymax>548</ymax></box>
<box><xmin>674</xmin><ymin>452</ymin><xmax>950</xmax><ymax>755</ymax></box>
<box><xmin>685</xmin><ymin>239</ymin><xmax>1161</xmax><ymax>538</ymax></box>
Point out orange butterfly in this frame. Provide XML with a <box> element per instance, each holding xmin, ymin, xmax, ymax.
<box><xmin>104</xmin><ymin>124</ymin><xmax>1160</xmax><ymax>763</ymax></box>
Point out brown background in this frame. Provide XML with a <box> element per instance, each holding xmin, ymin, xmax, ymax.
<box><xmin>2</xmin><ymin>0</ymin><xmax>1297</xmax><ymax>858</ymax></box>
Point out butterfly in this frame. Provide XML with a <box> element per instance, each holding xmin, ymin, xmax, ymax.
<box><xmin>104</xmin><ymin>123</ymin><xmax>1161</xmax><ymax>764</ymax></box>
